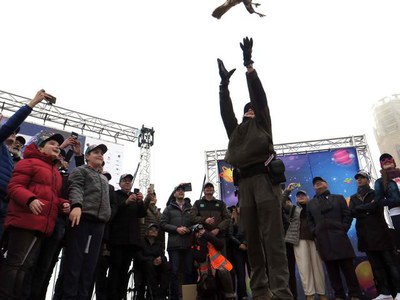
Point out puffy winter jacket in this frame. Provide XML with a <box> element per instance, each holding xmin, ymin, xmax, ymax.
<box><xmin>0</xmin><ymin>104</ymin><xmax>33</xmax><ymax>196</ymax></box>
<box><xmin>5</xmin><ymin>143</ymin><xmax>68</xmax><ymax>236</ymax></box>
<box><xmin>160</xmin><ymin>199</ymin><xmax>192</xmax><ymax>250</ymax></box>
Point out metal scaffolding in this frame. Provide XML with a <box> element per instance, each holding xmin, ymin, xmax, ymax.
<box><xmin>205</xmin><ymin>135</ymin><xmax>376</xmax><ymax>199</ymax></box>
<box><xmin>137</xmin><ymin>126</ymin><xmax>155</xmax><ymax>192</ymax></box>
<box><xmin>0</xmin><ymin>90</ymin><xmax>140</xmax><ymax>143</ymax></box>
<box><xmin>0</xmin><ymin>90</ymin><xmax>155</xmax><ymax>191</ymax></box>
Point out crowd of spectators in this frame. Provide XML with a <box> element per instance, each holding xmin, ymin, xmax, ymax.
<box><xmin>1</xmin><ymin>91</ymin><xmax>400</xmax><ymax>300</ymax></box>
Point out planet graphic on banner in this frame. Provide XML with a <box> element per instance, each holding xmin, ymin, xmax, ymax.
<box><xmin>332</xmin><ymin>149</ymin><xmax>355</xmax><ymax>166</ymax></box>
<box><xmin>219</xmin><ymin>166</ymin><xmax>233</xmax><ymax>183</ymax></box>
<box><xmin>344</xmin><ymin>178</ymin><xmax>352</xmax><ymax>184</ymax></box>
<box><xmin>355</xmin><ymin>260</ymin><xmax>376</xmax><ymax>297</ymax></box>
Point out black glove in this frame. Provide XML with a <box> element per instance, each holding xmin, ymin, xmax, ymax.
<box><xmin>240</xmin><ymin>37</ymin><xmax>254</xmax><ymax>67</ymax></box>
<box><xmin>217</xmin><ymin>58</ymin><xmax>236</xmax><ymax>87</ymax></box>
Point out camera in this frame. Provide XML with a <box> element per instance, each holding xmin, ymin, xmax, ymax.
<box><xmin>192</xmin><ymin>223</ymin><xmax>204</xmax><ymax>232</ymax></box>
<box><xmin>133</xmin><ymin>188</ymin><xmax>140</xmax><ymax>194</ymax></box>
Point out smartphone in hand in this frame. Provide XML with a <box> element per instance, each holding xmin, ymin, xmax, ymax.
<box><xmin>71</xmin><ymin>132</ymin><xmax>79</xmax><ymax>139</ymax></box>
<box><xmin>149</xmin><ymin>184</ymin><xmax>155</xmax><ymax>193</ymax></box>
<box><xmin>45</xmin><ymin>94</ymin><xmax>56</xmax><ymax>104</ymax></box>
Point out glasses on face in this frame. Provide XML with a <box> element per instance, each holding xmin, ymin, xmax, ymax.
<box><xmin>380</xmin><ymin>158</ymin><xmax>394</xmax><ymax>165</ymax></box>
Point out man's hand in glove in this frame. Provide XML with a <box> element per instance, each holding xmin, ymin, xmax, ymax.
<box><xmin>240</xmin><ymin>37</ymin><xmax>254</xmax><ymax>67</ymax></box>
<box><xmin>217</xmin><ymin>58</ymin><xmax>236</xmax><ymax>87</ymax></box>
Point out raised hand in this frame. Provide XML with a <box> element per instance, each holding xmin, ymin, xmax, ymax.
<box><xmin>240</xmin><ymin>37</ymin><xmax>254</xmax><ymax>67</ymax></box>
<box><xmin>217</xmin><ymin>58</ymin><xmax>236</xmax><ymax>86</ymax></box>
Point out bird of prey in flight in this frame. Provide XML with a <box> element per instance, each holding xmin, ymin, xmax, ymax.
<box><xmin>212</xmin><ymin>0</ymin><xmax>265</xmax><ymax>19</ymax></box>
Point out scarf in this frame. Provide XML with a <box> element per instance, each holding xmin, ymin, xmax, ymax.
<box><xmin>357</xmin><ymin>185</ymin><xmax>370</xmax><ymax>198</ymax></box>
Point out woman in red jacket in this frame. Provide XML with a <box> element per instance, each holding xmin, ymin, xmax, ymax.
<box><xmin>0</xmin><ymin>131</ymin><xmax>70</xmax><ymax>300</ymax></box>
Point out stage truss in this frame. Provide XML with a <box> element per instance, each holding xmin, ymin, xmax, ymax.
<box><xmin>0</xmin><ymin>90</ymin><xmax>154</xmax><ymax>191</ymax></box>
<box><xmin>205</xmin><ymin>135</ymin><xmax>376</xmax><ymax>199</ymax></box>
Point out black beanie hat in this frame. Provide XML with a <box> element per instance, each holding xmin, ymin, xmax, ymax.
<box><xmin>243</xmin><ymin>102</ymin><xmax>253</xmax><ymax>114</ymax></box>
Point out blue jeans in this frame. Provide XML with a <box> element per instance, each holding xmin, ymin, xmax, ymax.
<box><xmin>168</xmin><ymin>249</ymin><xmax>194</xmax><ymax>300</ymax></box>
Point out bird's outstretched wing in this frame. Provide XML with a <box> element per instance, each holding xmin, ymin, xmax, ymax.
<box><xmin>243</xmin><ymin>0</ymin><xmax>265</xmax><ymax>17</ymax></box>
<box><xmin>212</xmin><ymin>0</ymin><xmax>241</xmax><ymax>19</ymax></box>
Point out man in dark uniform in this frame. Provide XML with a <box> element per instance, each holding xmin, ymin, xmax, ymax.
<box><xmin>190</xmin><ymin>182</ymin><xmax>231</xmax><ymax>254</ymax></box>
<box><xmin>217</xmin><ymin>37</ymin><xmax>292</xmax><ymax>300</ymax></box>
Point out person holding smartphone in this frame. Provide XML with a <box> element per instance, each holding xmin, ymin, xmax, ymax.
<box><xmin>107</xmin><ymin>174</ymin><xmax>146</xmax><ymax>300</ymax></box>
<box><xmin>0</xmin><ymin>89</ymin><xmax>55</xmax><ymax>241</ymax></box>
<box><xmin>0</xmin><ymin>131</ymin><xmax>69</xmax><ymax>300</ymax></box>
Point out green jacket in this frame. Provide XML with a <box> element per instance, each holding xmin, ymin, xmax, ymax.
<box><xmin>190</xmin><ymin>197</ymin><xmax>231</xmax><ymax>237</ymax></box>
<box><xmin>220</xmin><ymin>70</ymin><xmax>274</xmax><ymax>168</ymax></box>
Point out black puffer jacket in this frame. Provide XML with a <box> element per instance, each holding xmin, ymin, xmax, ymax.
<box><xmin>108</xmin><ymin>189</ymin><xmax>147</xmax><ymax>245</ymax></box>
<box><xmin>160</xmin><ymin>198</ymin><xmax>192</xmax><ymax>250</ymax></box>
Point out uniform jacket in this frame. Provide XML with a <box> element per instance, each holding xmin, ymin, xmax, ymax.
<box><xmin>190</xmin><ymin>197</ymin><xmax>231</xmax><ymax>238</ymax></box>
<box><xmin>0</xmin><ymin>105</ymin><xmax>32</xmax><ymax>196</ymax></box>
<box><xmin>5</xmin><ymin>143</ymin><xmax>68</xmax><ymax>236</ymax></box>
<box><xmin>68</xmin><ymin>165</ymin><xmax>111</xmax><ymax>223</ymax></box>
<box><xmin>220</xmin><ymin>70</ymin><xmax>274</xmax><ymax>168</ymax></box>
<box><xmin>349</xmin><ymin>187</ymin><xmax>394</xmax><ymax>252</ymax></box>
<box><xmin>160</xmin><ymin>198</ymin><xmax>192</xmax><ymax>250</ymax></box>
<box><xmin>307</xmin><ymin>191</ymin><xmax>355</xmax><ymax>261</ymax></box>
<box><xmin>108</xmin><ymin>189</ymin><xmax>147</xmax><ymax>245</ymax></box>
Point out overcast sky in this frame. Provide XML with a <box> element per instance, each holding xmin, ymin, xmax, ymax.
<box><xmin>1</xmin><ymin>0</ymin><xmax>400</xmax><ymax>208</ymax></box>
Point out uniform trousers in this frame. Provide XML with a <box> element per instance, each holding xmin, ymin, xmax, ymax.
<box><xmin>239</xmin><ymin>173</ymin><xmax>293</xmax><ymax>300</ymax></box>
